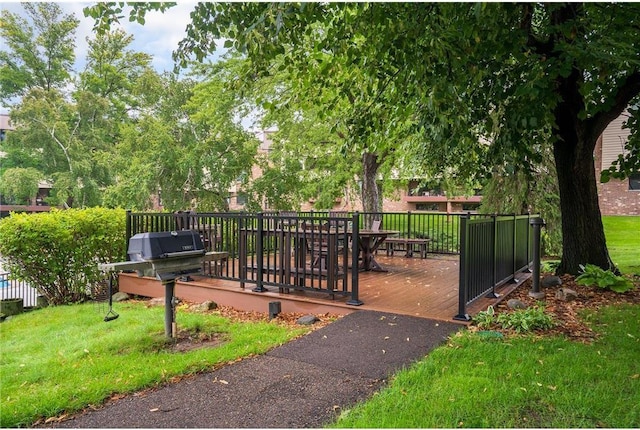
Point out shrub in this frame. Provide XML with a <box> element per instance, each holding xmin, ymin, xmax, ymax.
<box><xmin>496</xmin><ymin>305</ymin><xmax>556</xmax><ymax>333</ymax></box>
<box><xmin>0</xmin><ymin>208</ymin><xmax>126</xmax><ymax>305</ymax></box>
<box><xmin>473</xmin><ymin>305</ymin><xmax>556</xmax><ymax>334</ymax></box>
<box><xmin>472</xmin><ymin>305</ymin><xmax>496</xmax><ymax>329</ymax></box>
<box><xmin>575</xmin><ymin>263</ymin><xmax>634</xmax><ymax>293</ymax></box>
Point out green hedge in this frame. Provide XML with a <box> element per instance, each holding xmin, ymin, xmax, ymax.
<box><xmin>0</xmin><ymin>208</ymin><xmax>126</xmax><ymax>305</ymax></box>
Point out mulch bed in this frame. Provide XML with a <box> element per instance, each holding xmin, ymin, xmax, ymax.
<box><xmin>486</xmin><ymin>274</ymin><xmax>640</xmax><ymax>342</ymax></box>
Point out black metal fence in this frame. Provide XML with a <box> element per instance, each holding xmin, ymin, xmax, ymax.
<box><xmin>455</xmin><ymin>213</ymin><xmax>537</xmax><ymax>320</ymax></box>
<box><xmin>126</xmin><ymin>210</ymin><xmax>537</xmax><ymax>318</ymax></box>
<box><xmin>290</xmin><ymin>211</ymin><xmax>468</xmax><ymax>254</ymax></box>
<box><xmin>127</xmin><ymin>211</ymin><xmax>363</xmax><ymax>304</ymax></box>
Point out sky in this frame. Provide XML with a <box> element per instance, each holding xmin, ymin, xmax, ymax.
<box><xmin>0</xmin><ymin>1</ymin><xmax>214</xmax><ymax>114</ymax></box>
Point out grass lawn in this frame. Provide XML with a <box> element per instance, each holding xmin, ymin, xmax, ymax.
<box><xmin>603</xmin><ymin>215</ymin><xmax>640</xmax><ymax>275</ymax></box>
<box><xmin>330</xmin><ymin>304</ymin><xmax>640</xmax><ymax>428</ymax></box>
<box><xmin>0</xmin><ymin>302</ymin><xmax>309</xmax><ymax>427</ymax></box>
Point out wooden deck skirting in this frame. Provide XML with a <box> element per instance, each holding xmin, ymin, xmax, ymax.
<box><xmin>118</xmin><ymin>254</ymin><xmax>531</xmax><ymax>323</ymax></box>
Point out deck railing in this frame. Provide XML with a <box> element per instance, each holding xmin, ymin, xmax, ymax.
<box><xmin>289</xmin><ymin>211</ymin><xmax>478</xmax><ymax>254</ymax></box>
<box><xmin>127</xmin><ymin>211</ymin><xmax>363</xmax><ymax>305</ymax></box>
<box><xmin>126</xmin><ymin>210</ymin><xmax>536</xmax><ymax>317</ymax></box>
<box><xmin>455</xmin><ymin>213</ymin><xmax>538</xmax><ymax>320</ymax></box>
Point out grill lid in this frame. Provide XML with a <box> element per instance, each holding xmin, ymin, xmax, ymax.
<box><xmin>128</xmin><ymin>230</ymin><xmax>205</xmax><ymax>262</ymax></box>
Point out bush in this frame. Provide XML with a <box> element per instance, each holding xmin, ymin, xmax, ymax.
<box><xmin>0</xmin><ymin>208</ymin><xmax>126</xmax><ymax>305</ymax></box>
<box><xmin>576</xmin><ymin>263</ymin><xmax>634</xmax><ymax>293</ymax></box>
<box><xmin>473</xmin><ymin>304</ymin><xmax>556</xmax><ymax>334</ymax></box>
<box><xmin>496</xmin><ymin>305</ymin><xmax>556</xmax><ymax>333</ymax></box>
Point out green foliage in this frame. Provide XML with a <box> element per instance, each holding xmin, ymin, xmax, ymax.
<box><xmin>158</xmin><ymin>2</ymin><xmax>640</xmax><ymax>273</ymax></box>
<box><xmin>541</xmin><ymin>259</ymin><xmax>561</xmax><ymax>273</ymax></box>
<box><xmin>0</xmin><ymin>208</ymin><xmax>126</xmax><ymax>304</ymax></box>
<box><xmin>495</xmin><ymin>306</ymin><xmax>556</xmax><ymax>334</ymax></box>
<box><xmin>472</xmin><ymin>305</ymin><xmax>496</xmax><ymax>330</ymax></box>
<box><xmin>0</xmin><ymin>3</ymin><xmax>78</xmax><ymax>102</ymax></box>
<box><xmin>0</xmin><ymin>167</ymin><xmax>43</xmax><ymax>205</ymax></box>
<box><xmin>576</xmin><ymin>264</ymin><xmax>634</xmax><ymax>293</ymax></box>
<box><xmin>473</xmin><ymin>305</ymin><xmax>556</xmax><ymax>334</ymax></box>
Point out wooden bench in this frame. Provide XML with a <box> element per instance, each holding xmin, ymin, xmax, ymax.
<box><xmin>384</xmin><ymin>237</ymin><xmax>430</xmax><ymax>259</ymax></box>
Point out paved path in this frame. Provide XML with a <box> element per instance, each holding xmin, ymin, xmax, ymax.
<box><xmin>49</xmin><ymin>311</ymin><xmax>461</xmax><ymax>428</ymax></box>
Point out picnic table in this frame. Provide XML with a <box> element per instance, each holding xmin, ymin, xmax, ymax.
<box><xmin>355</xmin><ymin>229</ymin><xmax>399</xmax><ymax>272</ymax></box>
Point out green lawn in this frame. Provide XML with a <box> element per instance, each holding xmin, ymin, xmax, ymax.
<box><xmin>603</xmin><ymin>215</ymin><xmax>640</xmax><ymax>275</ymax></box>
<box><xmin>330</xmin><ymin>304</ymin><xmax>640</xmax><ymax>428</ymax></box>
<box><xmin>0</xmin><ymin>302</ymin><xmax>309</xmax><ymax>427</ymax></box>
<box><xmin>328</xmin><ymin>214</ymin><xmax>640</xmax><ymax>428</ymax></box>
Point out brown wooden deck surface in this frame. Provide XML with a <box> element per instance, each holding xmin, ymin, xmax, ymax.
<box><xmin>120</xmin><ymin>254</ymin><xmax>529</xmax><ymax>324</ymax></box>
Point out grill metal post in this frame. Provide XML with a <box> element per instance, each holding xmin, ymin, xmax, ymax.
<box><xmin>164</xmin><ymin>280</ymin><xmax>176</xmax><ymax>338</ymax></box>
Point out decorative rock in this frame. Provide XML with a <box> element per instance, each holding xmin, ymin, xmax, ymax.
<box><xmin>194</xmin><ymin>301</ymin><xmax>218</xmax><ymax>312</ymax></box>
<box><xmin>541</xmin><ymin>275</ymin><xmax>562</xmax><ymax>288</ymax></box>
<box><xmin>112</xmin><ymin>292</ymin><xmax>130</xmax><ymax>302</ymax></box>
<box><xmin>0</xmin><ymin>298</ymin><xmax>24</xmax><ymax>316</ymax></box>
<box><xmin>555</xmin><ymin>288</ymin><xmax>578</xmax><ymax>301</ymax></box>
<box><xmin>148</xmin><ymin>297</ymin><xmax>165</xmax><ymax>307</ymax></box>
<box><xmin>507</xmin><ymin>299</ymin><xmax>528</xmax><ymax>310</ymax></box>
<box><xmin>297</xmin><ymin>315</ymin><xmax>320</xmax><ymax>325</ymax></box>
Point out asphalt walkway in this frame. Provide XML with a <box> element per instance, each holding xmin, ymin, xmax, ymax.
<box><xmin>49</xmin><ymin>311</ymin><xmax>461</xmax><ymax>428</ymax></box>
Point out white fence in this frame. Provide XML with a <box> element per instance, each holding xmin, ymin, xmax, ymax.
<box><xmin>0</xmin><ymin>261</ymin><xmax>39</xmax><ymax>307</ymax></box>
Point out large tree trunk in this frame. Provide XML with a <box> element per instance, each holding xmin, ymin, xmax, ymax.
<box><xmin>553</xmin><ymin>79</ymin><xmax>615</xmax><ymax>275</ymax></box>
<box><xmin>554</xmin><ymin>139</ymin><xmax>614</xmax><ymax>275</ymax></box>
<box><xmin>362</xmin><ymin>152</ymin><xmax>381</xmax><ymax>228</ymax></box>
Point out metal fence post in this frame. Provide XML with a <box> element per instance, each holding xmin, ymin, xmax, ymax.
<box><xmin>525</xmin><ymin>212</ymin><xmax>532</xmax><ymax>272</ymax></box>
<box><xmin>347</xmin><ymin>212</ymin><xmax>363</xmax><ymax>306</ymax></box>
<box><xmin>512</xmin><ymin>213</ymin><xmax>519</xmax><ymax>283</ymax></box>
<box><xmin>253</xmin><ymin>212</ymin><xmax>267</xmax><ymax>292</ymax></box>
<box><xmin>454</xmin><ymin>213</ymin><xmax>471</xmax><ymax>321</ymax></box>
<box><xmin>528</xmin><ymin>216</ymin><xmax>546</xmax><ymax>299</ymax></box>
<box><xmin>486</xmin><ymin>214</ymin><xmax>498</xmax><ymax>298</ymax></box>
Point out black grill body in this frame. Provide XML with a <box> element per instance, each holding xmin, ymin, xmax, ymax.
<box><xmin>128</xmin><ymin>230</ymin><xmax>204</xmax><ymax>261</ymax></box>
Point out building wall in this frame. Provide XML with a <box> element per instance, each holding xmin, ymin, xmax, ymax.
<box><xmin>594</xmin><ymin>113</ymin><xmax>639</xmax><ymax>215</ymax></box>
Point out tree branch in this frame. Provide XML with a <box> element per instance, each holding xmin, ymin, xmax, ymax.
<box><xmin>587</xmin><ymin>71</ymin><xmax>640</xmax><ymax>142</ymax></box>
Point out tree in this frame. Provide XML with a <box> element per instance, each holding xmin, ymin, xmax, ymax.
<box><xmin>103</xmin><ymin>63</ymin><xmax>259</xmax><ymax>212</ymax></box>
<box><xmin>1</xmin><ymin>4</ymin><xmax>161</xmax><ymax>208</ymax></box>
<box><xmin>0</xmin><ymin>2</ymin><xmax>78</xmax><ymax>103</ymax></box>
<box><xmin>0</xmin><ymin>167</ymin><xmax>42</xmax><ymax>205</ymax></box>
<box><xmin>88</xmin><ymin>3</ymin><xmax>640</xmax><ymax>274</ymax></box>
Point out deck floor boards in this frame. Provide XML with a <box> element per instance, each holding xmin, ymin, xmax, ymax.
<box><xmin>122</xmin><ymin>253</ymin><xmax>529</xmax><ymax>324</ymax></box>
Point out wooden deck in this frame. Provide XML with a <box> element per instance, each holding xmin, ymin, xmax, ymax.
<box><xmin>119</xmin><ymin>254</ymin><xmax>530</xmax><ymax>324</ymax></box>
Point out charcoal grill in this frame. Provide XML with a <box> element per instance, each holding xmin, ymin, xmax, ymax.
<box><xmin>99</xmin><ymin>230</ymin><xmax>228</xmax><ymax>338</ymax></box>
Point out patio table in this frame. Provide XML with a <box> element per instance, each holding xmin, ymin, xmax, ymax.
<box><xmin>354</xmin><ymin>230</ymin><xmax>399</xmax><ymax>272</ymax></box>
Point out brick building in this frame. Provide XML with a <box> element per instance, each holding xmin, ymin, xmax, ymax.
<box><xmin>594</xmin><ymin>112</ymin><xmax>640</xmax><ymax>215</ymax></box>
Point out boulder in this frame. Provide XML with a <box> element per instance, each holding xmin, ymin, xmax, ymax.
<box><xmin>194</xmin><ymin>301</ymin><xmax>218</xmax><ymax>312</ymax></box>
<box><xmin>147</xmin><ymin>297</ymin><xmax>165</xmax><ymax>307</ymax></box>
<box><xmin>541</xmin><ymin>275</ymin><xmax>562</xmax><ymax>288</ymax></box>
<box><xmin>507</xmin><ymin>299</ymin><xmax>528</xmax><ymax>310</ymax></box>
<box><xmin>297</xmin><ymin>315</ymin><xmax>320</xmax><ymax>325</ymax></box>
<box><xmin>112</xmin><ymin>292</ymin><xmax>130</xmax><ymax>302</ymax></box>
<box><xmin>555</xmin><ymin>288</ymin><xmax>578</xmax><ymax>301</ymax></box>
